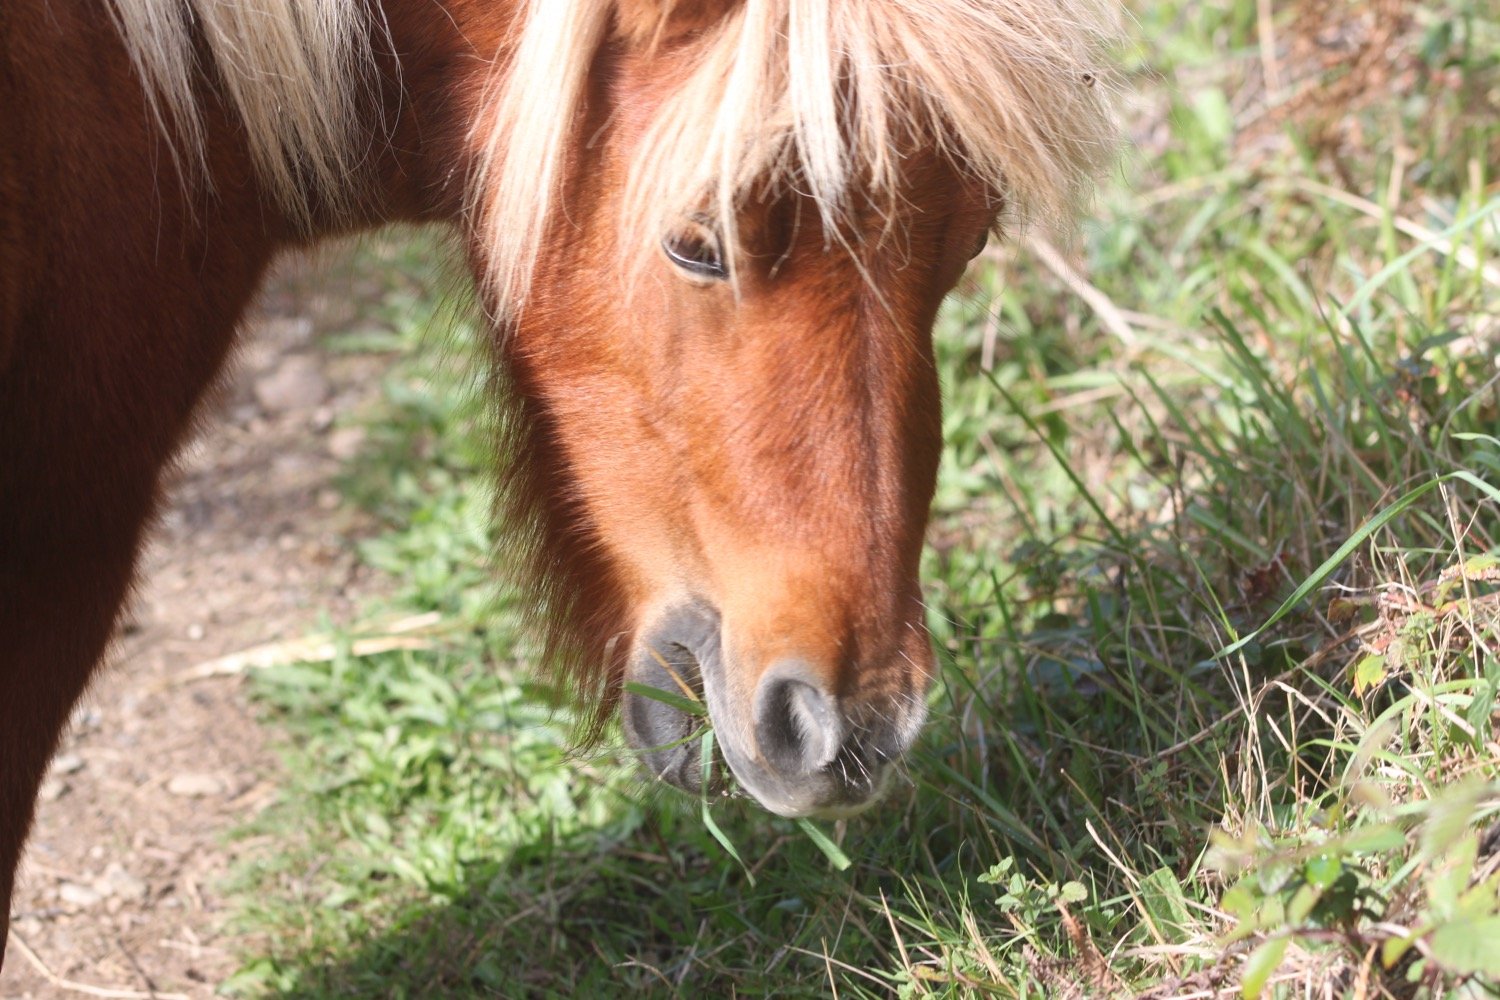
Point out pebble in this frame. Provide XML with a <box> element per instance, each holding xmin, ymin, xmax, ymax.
<box><xmin>253</xmin><ymin>355</ymin><xmax>329</xmax><ymax>414</ymax></box>
<box><xmin>69</xmin><ymin>705</ymin><xmax>104</xmax><ymax>731</ymax></box>
<box><xmin>50</xmin><ymin>753</ymin><xmax>85</xmax><ymax>775</ymax></box>
<box><xmin>96</xmin><ymin>863</ymin><xmax>149</xmax><ymax>903</ymax></box>
<box><xmin>59</xmin><ymin>882</ymin><xmax>102</xmax><ymax>908</ymax></box>
<box><xmin>327</xmin><ymin>425</ymin><xmax>367</xmax><ymax>461</ymax></box>
<box><xmin>167</xmin><ymin>773</ymin><xmax>225</xmax><ymax>798</ymax></box>
<box><xmin>256</xmin><ymin>315</ymin><xmax>315</xmax><ymax>345</ymax></box>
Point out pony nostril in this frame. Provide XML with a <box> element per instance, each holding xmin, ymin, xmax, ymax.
<box><xmin>753</xmin><ymin>662</ymin><xmax>843</xmax><ymax>776</ymax></box>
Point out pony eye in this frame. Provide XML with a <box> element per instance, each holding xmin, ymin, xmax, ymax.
<box><xmin>662</xmin><ymin>228</ymin><xmax>728</xmax><ymax>281</ymax></box>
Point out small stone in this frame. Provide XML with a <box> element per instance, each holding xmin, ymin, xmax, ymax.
<box><xmin>272</xmin><ymin>451</ymin><xmax>314</xmax><ymax>476</ymax></box>
<box><xmin>167</xmin><ymin>773</ymin><xmax>225</xmax><ymax>798</ymax></box>
<box><xmin>327</xmin><ymin>425</ymin><xmax>367</xmax><ymax>461</ymax></box>
<box><xmin>316</xmin><ymin>488</ymin><xmax>342</xmax><ymax>510</ymax></box>
<box><xmin>39</xmin><ymin>777</ymin><xmax>69</xmax><ymax>802</ymax></box>
<box><xmin>258</xmin><ymin>315</ymin><xmax>315</xmax><ymax>344</ymax></box>
<box><xmin>186</xmin><ymin>623</ymin><xmax>205</xmax><ymax>641</ymax></box>
<box><xmin>253</xmin><ymin>356</ymin><xmax>328</xmax><ymax>414</ymax></box>
<box><xmin>97</xmin><ymin>863</ymin><xmax>149</xmax><ymax>903</ymax></box>
<box><xmin>70</xmin><ymin>706</ymin><xmax>104</xmax><ymax>731</ymax></box>
<box><xmin>50</xmin><ymin>753</ymin><xmax>85</xmax><ymax>775</ymax></box>
<box><xmin>59</xmin><ymin>882</ymin><xmax>103</xmax><ymax>908</ymax></box>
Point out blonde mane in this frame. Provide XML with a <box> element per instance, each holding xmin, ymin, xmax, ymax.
<box><xmin>105</xmin><ymin>0</ymin><xmax>376</xmax><ymax>218</ymax></box>
<box><xmin>104</xmin><ymin>0</ymin><xmax>1120</xmax><ymax>308</ymax></box>
<box><xmin>476</xmin><ymin>0</ymin><xmax>1123</xmax><ymax>315</ymax></box>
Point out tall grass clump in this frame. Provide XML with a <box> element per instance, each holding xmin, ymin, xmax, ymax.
<box><xmin>227</xmin><ymin>1</ymin><xmax>1499</xmax><ymax>996</ymax></box>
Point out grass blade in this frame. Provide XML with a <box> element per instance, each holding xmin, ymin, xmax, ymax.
<box><xmin>795</xmin><ymin>818</ymin><xmax>852</xmax><ymax>871</ymax></box>
<box><xmin>699</xmin><ymin>731</ymin><xmax>754</xmax><ymax>885</ymax></box>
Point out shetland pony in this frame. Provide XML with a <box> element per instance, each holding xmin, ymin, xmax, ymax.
<box><xmin>0</xmin><ymin>0</ymin><xmax>1118</xmax><ymax>961</ymax></box>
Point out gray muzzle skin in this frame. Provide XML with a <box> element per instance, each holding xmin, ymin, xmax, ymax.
<box><xmin>621</xmin><ymin>601</ymin><xmax>920</xmax><ymax>818</ymax></box>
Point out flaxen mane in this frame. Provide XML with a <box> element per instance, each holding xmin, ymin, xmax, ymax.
<box><xmin>476</xmin><ymin>0</ymin><xmax>1123</xmax><ymax>312</ymax></box>
<box><xmin>106</xmin><ymin>0</ymin><xmax>1119</xmax><ymax>311</ymax></box>
<box><xmin>105</xmin><ymin>0</ymin><xmax>376</xmax><ymax>216</ymax></box>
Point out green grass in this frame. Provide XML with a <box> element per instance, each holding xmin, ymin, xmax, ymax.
<box><xmin>226</xmin><ymin>1</ymin><xmax>1500</xmax><ymax>996</ymax></box>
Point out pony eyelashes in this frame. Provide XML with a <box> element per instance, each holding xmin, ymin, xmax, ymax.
<box><xmin>662</xmin><ymin>222</ymin><xmax>729</xmax><ymax>281</ymax></box>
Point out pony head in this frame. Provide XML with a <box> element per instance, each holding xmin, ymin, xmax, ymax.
<box><xmin>472</xmin><ymin>0</ymin><xmax>1119</xmax><ymax>816</ymax></box>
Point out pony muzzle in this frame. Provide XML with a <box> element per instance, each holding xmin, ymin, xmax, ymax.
<box><xmin>621</xmin><ymin>601</ymin><xmax>927</xmax><ymax>818</ymax></box>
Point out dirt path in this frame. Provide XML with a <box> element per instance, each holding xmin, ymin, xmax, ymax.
<box><xmin>2</xmin><ymin>254</ymin><xmax>390</xmax><ymax>999</ymax></box>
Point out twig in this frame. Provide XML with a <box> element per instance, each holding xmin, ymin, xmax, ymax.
<box><xmin>114</xmin><ymin>936</ymin><xmax>165</xmax><ymax>1000</ymax></box>
<box><xmin>1256</xmin><ymin>0</ymin><xmax>1284</xmax><ymax>101</ymax></box>
<box><xmin>1287</xmin><ymin>177</ymin><xmax>1500</xmax><ymax>288</ymax></box>
<box><xmin>9</xmin><ymin>932</ymin><xmax>190</xmax><ymax>1000</ymax></box>
<box><xmin>1023</xmin><ymin>236</ymin><xmax>1139</xmax><ymax>348</ymax></box>
<box><xmin>176</xmin><ymin>611</ymin><xmax>444</xmax><ymax>682</ymax></box>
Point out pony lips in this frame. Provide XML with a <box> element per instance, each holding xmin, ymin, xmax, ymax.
<box><xmin>617</xmin><ymin>549</ymin><xmax>935</xmax><ymax>818</ymax></box>
<box><xmin>624</xmin><ymin>600</ymin><xmax>923</xmax><ymax>818</ymax></box>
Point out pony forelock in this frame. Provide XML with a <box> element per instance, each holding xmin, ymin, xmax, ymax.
<box><xmin>475</xmin><ymin>0</ymin><xmax>1124</xmax><ymax>316</ymax></box>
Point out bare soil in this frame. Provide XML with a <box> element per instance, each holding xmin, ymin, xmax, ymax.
<box><xmin>2</xmin><ymin>253</ymin><xmax>391</xmax><ymax>999</ymax></box>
